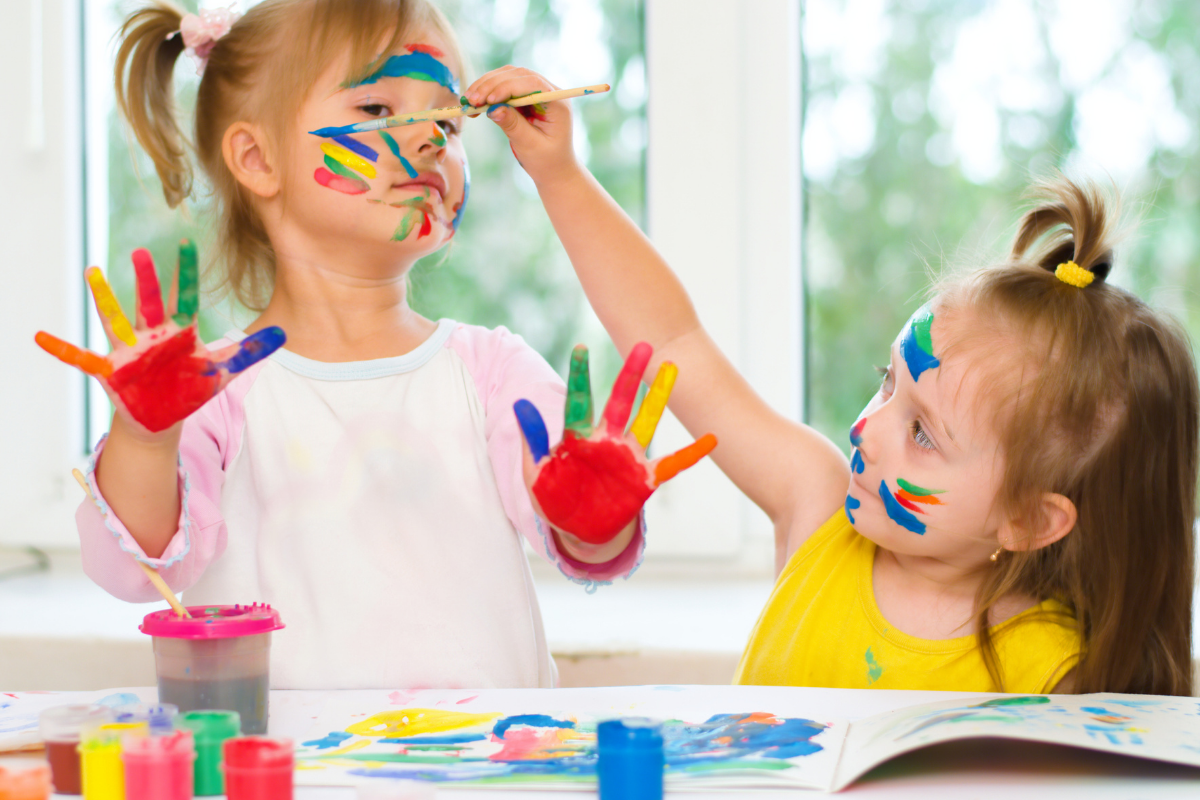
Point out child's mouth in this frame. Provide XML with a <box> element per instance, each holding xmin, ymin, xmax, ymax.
<box><xmin>393</xmin><ymin>174</ymin><xmax>446</xmax><ymax>202</ymax></box>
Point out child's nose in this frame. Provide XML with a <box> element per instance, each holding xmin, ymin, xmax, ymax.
<box><xmin>416</xmin><ymin>123</ymin><xmax>448</xmax><ymax>161</ymax></box>
<box><xmin>848</xmin><ymin>417</ymin><xmax>868</xmax><ymax>473</ymax></box>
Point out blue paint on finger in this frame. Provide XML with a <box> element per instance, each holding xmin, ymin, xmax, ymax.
<box><xmin>514</xmin><ymin>399</ymin><xmax>550</xmax><ymax>462</ymax></box>
<box><xmin>221</xmin><ymin>327</ymin><xmax>286</xmax><ymax>374</ymax></box>
<box><xmin>879</xmin><ymin>480</ymin><xmax>925</xmax><ymax>534</ymax></box>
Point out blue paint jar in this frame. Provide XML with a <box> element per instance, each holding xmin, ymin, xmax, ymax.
<box><xmin>597</xmin><ymin>718</ymin><xmax>664</xmax><ymax>800</ymax></box>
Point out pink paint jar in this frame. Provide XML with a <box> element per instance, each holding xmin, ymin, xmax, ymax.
<box><xmin>141</xmin><ymin>604</ymin><xmax>284</xmax><ymax>734</ymax></box>
<box><xmin>223</xmin><ymin>736</ymin><xmax>294</xmax><ymax>800</ymax></box>
<box><xmin>121</xmin><ymin>729</ymin><xmax>195</xmax><ymax>800</ymax></box>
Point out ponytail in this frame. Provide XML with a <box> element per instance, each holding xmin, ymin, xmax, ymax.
<box><xmin>114</xmin><ymin>2</ymin><xmax>192</xmax><ymax>208</ymax></box>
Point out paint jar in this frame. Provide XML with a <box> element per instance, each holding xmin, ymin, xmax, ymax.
<box><xmin>223</xmin><ymin>736</ymin><xmax>294</xmax><ymax>800</ymax></box>
<box><xmin>596</xmin><ymin>718</ymin><xmax>664</xmax><ymax>800</ymax></box>
<box><xmin>120</xmin><ymin>728</ymin><xmax>195</xmax><ymax>800</ymax></box>
<box><xmin>38</xmin><ymin>704</ymin><xmax>113</xmax><ymax>795</ymax></box>
<box><xmin>80</xmin><ymin>722</ymin><xmax>148</xmax><ymax>800</ymax></box>
<box><xmin>356</xmin><ymin>779</ymin><xmax>437</xmax><ymax>799</ymax></box>
<box><xmin>111</xmin><ymin>703</ymin><xmax>179</xmax><ymax>735</ymax></box>
<box><xmin>179</xmin><ymin>710</ymin><xmax>240</xmax><ymax>796</ymax></box>
<box><xmin>141</xmin><ymin>603</ymin><xmax>284</xmax><ymax>734</ymax></box>
<box><xmin>0</xmin><ymin>762</ymin><xmax>52</xmax><ymax>800</ymax></box>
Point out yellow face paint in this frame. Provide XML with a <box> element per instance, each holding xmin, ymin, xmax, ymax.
<box><xmin>630</xmin><ymin>361</ymin><xmax>678</xmax><ymax>449</ymax></box>
<box><xmin>85</xmin><ymin>267</ymin><xmax>137</xmax><ymax>347</ymax></box>
<box><xmin>319</xmin><ymin>142</ymin><xmax>377</xmax><ymax>180</ymax></box>
<box><xmin>345</xmin><ymin>708</ymin><xmax>500</xmax><ymax>738</ymax></box>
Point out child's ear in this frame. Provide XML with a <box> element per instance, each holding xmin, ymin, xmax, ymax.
<box><xmin>1000</xmin><ymin>492</ymin><xmax>1077</xmax><ymax>554</ymax></box>
<box><xmin>222</xmin><ymin>122</ymin><xmax>280</xmax><ymax>198</ymax></box>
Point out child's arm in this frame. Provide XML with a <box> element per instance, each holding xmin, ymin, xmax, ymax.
<box><xmin>467</xmin><ymin>70</ymin><xmax>849</xmax><ymax>562</ymax></box>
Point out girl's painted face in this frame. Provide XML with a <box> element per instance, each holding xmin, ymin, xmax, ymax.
<box><xmin>844</xmin><ymin>302</ymin><xmax>1010</xmax><ymax>566</ymax></box>
<box><xmin>290</xmin><ymin>35</ymin><xmax>468</xmax><ymax>263</ymax></box>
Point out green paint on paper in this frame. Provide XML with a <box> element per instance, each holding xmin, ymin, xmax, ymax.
<box><xmin>865</xmin><ymin>647</ymin><xmax>883</xmax><ymax>684</ymax></box>
<box><xmin>977</xmin><ymin>696</ymin><xmax>1051</xmax><ymax>708</ymax></box>
<box><xmin>896</xmin><ymin>478</ymin><xmax>945</xmax><ymax>496</ymax></box>
<box><xmin>565</xmin><ymin>346</ymin><xmax>594</xmax><ymax>435</ymax></box>
<box><xmin>173</xmin><ymin>240</ymin><xmax>199</xmax><ymax>325</ymax></box>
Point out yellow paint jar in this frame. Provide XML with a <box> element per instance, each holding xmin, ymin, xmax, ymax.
<box><xmin>80</xmin><ymin>722</ymin><xmax>148</xmax><ymax>800</ymax></box>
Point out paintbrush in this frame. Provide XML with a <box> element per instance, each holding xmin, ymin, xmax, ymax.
<box><xmin>310</xmin><ymin>83</ymin><xmax>611</xmax><ymax>137</ymax></box>
<box><xmin>71</xmin><ymin>468</ymin><xmax>192</xmax><ymax>618</ymax></box>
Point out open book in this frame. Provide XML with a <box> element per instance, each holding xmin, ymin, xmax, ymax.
<box><xmin>3</xmin><ymin>686</ymin><xmax>1198</xmax><ymax>791</ymax></box>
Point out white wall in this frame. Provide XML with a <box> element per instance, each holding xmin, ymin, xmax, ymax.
<box><xmin>643</xmin><ymin>0</ymin><xmax>802</xmax><ymax>566</ymax></box>
<box><xmin>0</xmin><ymin>0</ymin><xmax>87</xmax><ymax>548</ymax></box>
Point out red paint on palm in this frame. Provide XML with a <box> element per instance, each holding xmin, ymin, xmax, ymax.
<box><xmin>107</xmin><ymin>327</ymin><xmax>220</xmax><ymax>433</ymax></box>
<box><xmin>532</xmin><ymin>433</ymin><xmax>652</xmax><ymax>544</ymax></box>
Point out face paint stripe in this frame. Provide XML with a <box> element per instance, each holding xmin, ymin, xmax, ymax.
<box><xmin>315</xmin><ymin>167</ymin><xmax>369</xmax><ymax>195</ymax></box>
<box><xmin>849</xmin><ymin>417</ymin><xmax>866</xmax><ymax>447</ymax></box>
<box><xmin>429</xmin><ymin>128</ymin><xmax>447</xmax><ymax>148</ymax></box>
<box><xmin>347</xmin><ymin>52</ymin><xmax>460</xmax><ymax>94</ymax></box>
<box><xmin>850</xmin><ymin>450</ymin><xmax>864</xmax><ymax>474</ymax></box>
<box><xmin>323</xmin><ymin>154</ymin><xmax>365</xmax><ymax>182</ymax></box>
<box><xmin>897</xmin><ymin>488</ymin><xmax>944</xmax><ymax>506</ymax></box>
<box><xmin>174</xmin><ymin>239</ymin><xmax>199</xmax><ymax>326</ymax></box>
<box><xmin>320</xmin><ymin>143</ymin><xmax>377</xmax><ymax>179</ymax></box>
<box><xmin>399</xmin><ymin>156</ymin><xmax>419</xmax><ymax>179</ymax></box>
<box><xmin>564</xmin><ymin>345</ymin><xmax>594</xmax><ymax>435</ymax></box>
<box><xmin>405</xmin><ymin>43</ymin><xmax>445</xmax><ymax>58</ymax></box>
<box><xmin>900</xmin><ymin>305</ymin><xmax>940</xmax><ymax>382</ymax></box>
<box><xmin>896</xmin><ymin>477</ymin><xmax>945</xmax><ymax>496</ymax></box>
<box><xmin>379</xmin><ymin>130</ymin><xmax>403</xmax><ymax>161</ymax></box>
<box><xmin>630</xmin><ymin>361</ymin><xmax>678</xmax><ymax>449</ymax></box>
<box><xmin>85</xmin><ymin>267</ymin><xmax>137</xmax><ymax>347</ymax></box>
<box><xmin>451</xmin><ymin>159</ymin><xmax>470</xmax><ymax>232</ymax></box>
<box><xmin>331</xmin><ymin>134</ymin><xmax>379</xmax><ymax>162</ymax></box>
<box><xmin>844</xmin><ymin>494</ymin><xmax>861</xmax><ymax>525</ymax></box>
<box><xmin>894</xmin><ymin>493</ymin><xmax>925</xmax><ymax>514</ymax></box>
<box><xmin>879</xmin><ymin>480</ymin><xmax>926</xmax><ymax>534</ymax></box>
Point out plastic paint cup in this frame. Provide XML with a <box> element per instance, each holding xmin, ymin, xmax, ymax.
<box><xmin>121</xmin><ymin>728</ymin><xmax>195</xmax><ymax>800</ymax></box>
<box><xmin>597</xmin><ymin>718</ymin><xmax>664</xmax><ymax>800</ymax></box>
<box><xmin>179</xmin><ymin>710</ymin><xmax>241</xmax><ymax>796</ymax></box>
<box><xmin>141</xmin><ymin>603</ymin><xmax>283</xmax><ymax>735</ymax></box>
<box><xmin>80</xmin><ymin>723</ymin><xmax>147</xmax><ymax>800</ymax></box>
<box><xmin>39</xmin><ymin>704</ymin><xmax>113</xmax><ymax>795</ymax></box>
<box><xmin>0</xmin><ymin>762</ymin><xmax>52</xmax><ymax>800</ymax></box>
<box><xmin>356</xmin><ymin>779</ymin><xmax>437</xmax><ymax>799</ymax></box>
<box><xmin>111</xmin><ymin>704</ymin><xmax>179</xmax><ymax>735</ymax></box>
<box><xmin>223</xmin><ymin>736</ymin><xmax>294</xmax><ymax>800</ymax></box>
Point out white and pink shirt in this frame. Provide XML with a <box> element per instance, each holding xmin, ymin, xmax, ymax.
<box><xmin>77</xmin><ymin>320</ymin><xmax>644</xmax><ymax>689</ymax></box>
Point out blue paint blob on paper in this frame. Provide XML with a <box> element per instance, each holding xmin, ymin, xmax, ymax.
<box><xmin>494</xmin><ymin>714</ymin><xmax>576</xmax><ymax>739</ymax></box>
<box><xmin>222</xmin><ymin>327</ymin><xmax>286</xmax><ymax>374</ymax></box>
<box><xmin>350</xmin><ymin>52</ymin><xmax>460</xmax><ymax>94</ymax></box>
<box><xmin>97</xmin><ymin>693</ymin><xmax>141</xmax><ymax>708</ymax></box>
<box><xmin>879</xmin><ymin>480</ymin><xmax>925</xmax><ymax>534</ymax></box>
<box><xmin>399</xmin><ymin>156</ymin><xmax>419</xmax><ymax>179</ymax></box>
<box><xmin>844</xmin><ymin>494</ymin><xmax>861</xmax><ymax>525</ymax></box>
<box><xmin>514</xmin><ymin>400</ymin><xmax>550</xmax><ymax>462</ymax></box>
<box><xmin>850</xmin><ymin>450</ymin><xmax>864</xmax><ymax>474</ymax></box>
<box><xmin>380</xmin><ymin>733</ymin><xmax>487</xmax><ymax>745</ymax></box>
<box><xmin>304</xmin><ymin>731</ymin><xmax>354</xmax><ymax>749</ymax></box>
<box><xmin>332</xmin><ymin>134</ymin><xmax>379</xmax><ymax>162</ymax></box>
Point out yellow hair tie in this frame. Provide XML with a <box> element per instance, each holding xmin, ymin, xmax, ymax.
<box><xmin>1055</xmin><ymin>260</ymin><xmax>1094</xmax><ymax>288</ymax></box>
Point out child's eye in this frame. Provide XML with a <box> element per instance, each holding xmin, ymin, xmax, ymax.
<box><xmin>875</xmin><ymin>365</ymin><xmax>895</xmax><ymax>397</ymax></box>
<box><xmin>437</xmin><ymin>119</ymin><xmax>461</xmax><ymax>135</ymax></box>
<box><xmin>359</xmin><ymin>104</ymin><xmax>392</xmax><ymax>118</ymax></box>
<box><xmin>910</xmin><ymin>420</ymin><xmax>935</xmax><ymax>450</ymax></box>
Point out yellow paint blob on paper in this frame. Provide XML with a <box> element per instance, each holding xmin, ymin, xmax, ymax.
<box><xmin>346</xmin><ymin>708</ymin><xmax>501</xmax><ymax>738</ymax></box>
<box><xmin>320</xmin><ymin>143</ymin><xmax>377</xmax><ymax>179</ymax></box>
<box><xmin>630</xmin><ymin>361</ymin><xmax>678</xmax><ymax>448</ymax></box>
<box><xmin>86</xmin><ymin>267</ymin><xmax>137</xmax><ymax>347</ymax></box>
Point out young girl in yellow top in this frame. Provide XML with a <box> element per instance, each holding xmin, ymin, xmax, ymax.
<box><xmin>467</xmin><ymin>67</ymin><xmax>1198</xmax><ymax>695</ymax></box>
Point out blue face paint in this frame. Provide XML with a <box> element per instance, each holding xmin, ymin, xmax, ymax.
<box><xmin>848</xmin><ymin>417</ymin><xmax>866</xmax><ymax>474</ymax></box>
<box><xmin>451</xmin><ymin>159</ymin><xmax>470</xmax><ymax>232</ymax></box>
<box><xmin>398</xmin><ymin>156</ymin><xmax>419</xmax><ymax>179</ymax></box>
<box><xmin>850</xmin><ymin>450</ymin><xmax>864</xmax><ymax>474</ymax></box>
<box><xmin>844</xmin><ymin>494</ymin><xmax>861</xmax><ymax>525</ymax></box>
<box><xmin>878</xmin><ymin>480</ymin><xmax>925</xmax><ymax>534</ymax></box>
<box><xmin>348</xmin><ymin>51</ymin><xmax>460</xmax><ymax>94</ymax></box>
<box><xmin>899</xmin><ymin>305</ymin><xmax>940</xmax><ymax>383</ymax></box>
<box><xmin>331</xmin><ymin>134</ymin><xmax>378</xmax><ymax>162</ymax></box>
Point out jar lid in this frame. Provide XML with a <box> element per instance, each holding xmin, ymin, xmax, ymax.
<box><xmin>180</xmin><ymin>710</ymin><xmax>242</xmax><ymax>742</ymax></box>
<box><xmin>39</xmin><ymin>705</ymin><xmax>114</xmax><ymax>740</ymax></box>
<box><xmin>140</xmin><ymin>603</ymin><xmax>284</xmax><ymax>640</ymax></box>
<box><xmin>598</xmin><ymin>717</ymin><xmax>664</xmax><ymax>749</ymax></box>
<box><xmin>223</xmin><ymin>736</ymin><xmax>294</xmax><ymax>768</ymax></box>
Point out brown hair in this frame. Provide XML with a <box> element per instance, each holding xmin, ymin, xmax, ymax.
<box><xmin>937</xmin><ymin>177</ymin><xmax>1196</xmax><ymax>695</ymax></box>
<box><xmin>114</xmin><ymin>0</ymin><xmax>464</xmax><ymax>309</ymax></box>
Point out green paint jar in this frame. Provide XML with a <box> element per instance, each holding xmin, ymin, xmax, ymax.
<box><xmin>179</xmin><ymin>710</ymin><xmax>241</xmax><ymax>796</ymax></box>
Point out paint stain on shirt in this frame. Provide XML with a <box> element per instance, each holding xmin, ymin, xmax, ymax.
<box><xmin>865</xmin><ymin>647</ymin><xmax>883</xmax><ymax>684</ymax></box>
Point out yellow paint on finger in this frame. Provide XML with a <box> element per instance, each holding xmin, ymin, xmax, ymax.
<box><xmin>630</xmin><ymin>361</ymin><xmax>678</xmax><ymax>448</ymax></box>
<box><xmin>320</xmin><ymin>142</ymin><xmax>377</xmax><ymax>179</ymax></box>
<box><xmin>85</xmin><ymin>267</ymin><xmax>137</xmax><ymax>346</ymax></box>
<box><xmin>345</xmin><ymin>708</ymin><xmax>500</xmax><ymax>738</ymax></box>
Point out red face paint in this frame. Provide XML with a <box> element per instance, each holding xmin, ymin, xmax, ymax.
<box><xmin>532</xmin><ymin>434</ymin><xmax>652</xmax><ymax>544</ymax></box>
<box><xmin>405</xmin><ymin>43</ymin><xmax>445</xmax><ymax>58</ymax></box>
<box><xmin>107</xmin><ymin>328</ymin><xmax>220</xmax><ymax>433</ymax></box>
<box><xmin>314</xmin><ymin>167</ymin><xmax>369</xmax><ymax>195</ymax></box>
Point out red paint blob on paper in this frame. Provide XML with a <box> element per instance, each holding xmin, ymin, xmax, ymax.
<box><xmin>314</xmin><ymin>167</ymin><xmax>369</xmax><ymax>195</ymax></box>
<box><xmin>532</xmin><ymin>434</ymin><xmax>651</xmax><ymax>544</ymax></box>
<box><xmin>107</xmin><ymin>328</ymin><xmax>220</xmax><ymax>432</ymax></box>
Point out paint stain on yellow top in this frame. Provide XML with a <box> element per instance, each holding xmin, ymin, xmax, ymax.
<box><xmin>345</xmin><ymin>708</ymin><xmax>501</xmax><ymax>738</ymax></box>
<box><xmin>85</xmin><ymin>267</ymin><xmax>137</xmax><ymax>347</ymax></box>
<box><xmin>320</xmin><ymin>143</ymin><xmax>377</xmax><ymax>179</ymax></box>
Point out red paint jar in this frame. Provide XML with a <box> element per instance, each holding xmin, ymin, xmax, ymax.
<box><xmin>38</xmin><ymin>705</ymin><xmax>113</xmax><ymax>795</ymax></box>
<box><xmin>223</xmin><ymin>736</ymin><xmax>293</xmax><ymax>800</ymax></box>
<box><xmin>121</xmin><ymin>728</ymin><xmax>195</xmax><ymax>800</ymax></box>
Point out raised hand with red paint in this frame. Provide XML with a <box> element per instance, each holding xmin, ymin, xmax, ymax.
<box><xmin>35</xmin><ymin>242</ymin><xmax>286</xmax><ymax>434</ymax></box>
<box><xmin>514</xmin><ymin>342</ymin><xmax>717</xmax><ymax>546</ymax></box>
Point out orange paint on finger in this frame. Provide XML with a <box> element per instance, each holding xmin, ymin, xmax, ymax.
<box><xmin>653</xmin><ymin>433</ymin><xmax>717</xmax><ymax>486</ymax></box>
<box><xmin>35</xmin><ymin>331</ymin><xmax>113</xmax><ymax>377</ymax></box>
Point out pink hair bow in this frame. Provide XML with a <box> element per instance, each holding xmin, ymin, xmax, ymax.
<box><xmin>173</xmin><ymin>5</ymin><xmax>241</xmax><ymax>73</ymax></box>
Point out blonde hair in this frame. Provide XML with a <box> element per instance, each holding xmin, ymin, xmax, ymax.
<box><xmin>114</xmin><ymin>0</ymin><xmax>464</xmax><ymax>309</ymax></box>
<box><xmin>937</xmin><ymin>177</ymin><xmax>1196</xmax><ymax>695</ymax></box>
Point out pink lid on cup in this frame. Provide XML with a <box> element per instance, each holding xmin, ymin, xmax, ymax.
<box><xmin>140</xmin><ymin>603</ymin><xmax>284</xmax><ymax>640</ymax></box>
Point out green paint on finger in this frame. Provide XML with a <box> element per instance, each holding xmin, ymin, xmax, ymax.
<box><xmin>564</xmin><ymin>345</ymin><xmax>594</xmax><ymax>435</ymax></box>
<box><xmin>173</xmin><ymin>239</ymin><xmax>199</xmax><ymax>326</ymax></box>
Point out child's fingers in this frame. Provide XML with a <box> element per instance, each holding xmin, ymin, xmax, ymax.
<box><xmin>652</xmin><ymin>434</ymin><xmax>718</xmax><ymax>487</ymax></box>
<box><xmin>173</xmin><ymin>239</ymin><xmax>199</xmax><ymax>326</ymax></box>
<box><xmin>513</xmin><ymin>399</ymin><xmax>551</xmax><ymax>463</ymax></box>
<box><xmin>85</xmin><ymin>267</ymin><xmax>137</xmax><ymax>348</ymax></box>
<box><xmin>465</xmin><ymin>66</ymin><xmax>550</xmax><ymax>107</ymax></box>
<box><xmin>34</xmin><ymin>331</ymin><xmax>113</xmax><ymax>378</ymax></box>
<box><xmin>131</xmin><ymin>248</ymin><xmax>165</xmax><ymax>329</ymax></box>
<box><xmin>214</xmin><ymin>327</ymin><xmax>286</xmax><ymax>375</ymax></box>
<box><xmin>629</xmin><ymin>362</ymin><xmax>678</xmax><ymax>449</ymax></box>
<box><xmin>601</xmin><ymin>342</ymin><xmax>653</xmax><ymax>435</ymax></box>
<box><xmin>564</xmin><ymin>345</ymin><xmax>594</xmax><ymax>436</ymax></box>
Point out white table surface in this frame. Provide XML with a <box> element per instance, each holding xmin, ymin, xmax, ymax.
<box><xmin>4</xmin><ymin>685</ymin><xmax>1200</xmax><ymax>798</ymax></box>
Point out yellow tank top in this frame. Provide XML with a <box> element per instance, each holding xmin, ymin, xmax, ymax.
<box><xmin>735</xmin><ymin>508</ymin><xmax>1080</xmax><ymax>692</ymax></box>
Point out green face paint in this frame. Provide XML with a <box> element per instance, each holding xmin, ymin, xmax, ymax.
<box><xmin>324</xmin><ymin>154</ymin><xmax>367</xmax><ymax>182</ymax></box>
<box><xmin>564</xmin><ymin>345</ymin><xmax>594</xmax><ymax>435</ymax></box>
<box><xmin>896</xmin><ymin>478</ymin><xmax>945</xmax><ymax>496</ymax></box>
<box><xmin>173</xmin><ymin>239</ymin><xmax>199</xmax><ymax>326</ymax></box>
<box><xmin>391</xmin><ymin>209</ymin><xmax>422</xmax><ymax>242</ymax></box>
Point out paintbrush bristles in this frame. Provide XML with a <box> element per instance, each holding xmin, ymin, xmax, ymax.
<box><xmin>310</xmin><ymin>83</ymin><xmax>611</xmax><ymax>137</ymax></box>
